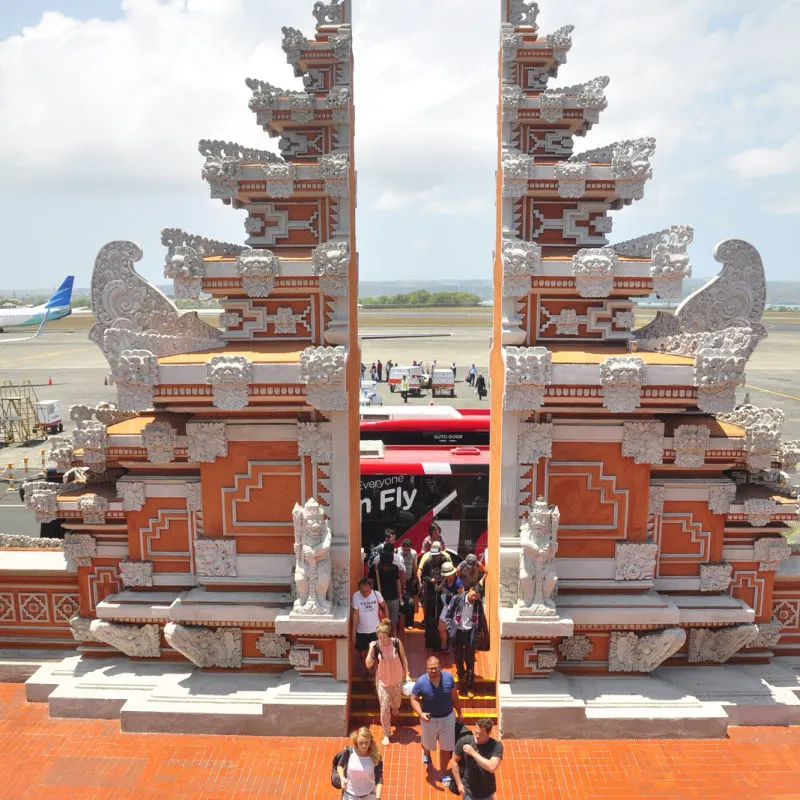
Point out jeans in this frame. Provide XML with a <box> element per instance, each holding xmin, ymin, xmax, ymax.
<box><xmin>452</xmin><ymin>629</ymin><xmax>475</xmax><ymax>686</ymax></box>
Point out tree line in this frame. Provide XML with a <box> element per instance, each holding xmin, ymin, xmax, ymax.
<box><xmin>358</xmin><ymin>290</ymin><xmax>483</xmax><ymax>307</ymax></box>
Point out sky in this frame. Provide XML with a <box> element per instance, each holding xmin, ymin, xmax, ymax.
<box><xmin>0</xmin><ymin>0</ymin><xmax>798</xmax><ymax>293</ymax></box>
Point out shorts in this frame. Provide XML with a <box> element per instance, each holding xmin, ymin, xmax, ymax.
<box><xmin>420</xmin><ymin>710</ymin><xmax>455</xmax><ymax>751</ymax></box>
<box><xmin>355</xmin><ymin>632</ymin><xmax>378</xmax><ymax>652</ymax></box>
<box><xmin>386</xmin><ymin>598</ymin><xmax>400</xmax><ymax>624</ymax></box>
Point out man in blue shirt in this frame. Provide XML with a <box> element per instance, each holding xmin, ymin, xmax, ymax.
<box><xmin>409</xmin><ymin>656</ymin><xmax>463</xmax><ymax>788</ymax></box>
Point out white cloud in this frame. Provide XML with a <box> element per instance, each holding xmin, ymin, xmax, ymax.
<box><xmin>729</xmin><ymin>137</ymin><xmax>800</xmax><ymax>179</ymax></box>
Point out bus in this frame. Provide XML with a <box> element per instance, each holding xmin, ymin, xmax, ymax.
<box><xmin>359</xmin><ymin>408</ymin><xmax>490</xmax><ymax>560</ymax></box>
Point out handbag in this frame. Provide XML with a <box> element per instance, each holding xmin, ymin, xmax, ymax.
<box><xmin>472</xmin><ymin>607</ymin><xmax>490</xmax><ymax>652</ymax></box>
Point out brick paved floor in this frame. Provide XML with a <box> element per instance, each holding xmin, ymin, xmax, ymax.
<box><xmin>1</xmin><ymin>683</ymin><xmax>799</xmax><ymax>800</ymax></box>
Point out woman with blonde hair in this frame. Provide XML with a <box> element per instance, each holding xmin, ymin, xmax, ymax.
<box><xmin>365</xmin><ymin>620</ymin><xmax>411</xmax><ymax>745</ymax></box>
<box><xmin>335</xmin><ymin>726</ymin><xmax>384</xmax><ymax>800</ymax></box>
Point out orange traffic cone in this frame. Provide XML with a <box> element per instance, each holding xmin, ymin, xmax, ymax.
<box><xmin>48</xmin><ymin>377</ymin><xmax>53</xmax><ymax>386</ymax></box>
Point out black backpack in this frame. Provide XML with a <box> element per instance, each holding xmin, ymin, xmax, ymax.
<box><xmin>331</xmin><ymin>746</ymin><xmax>351</xmax><ymax>789</ymax></box>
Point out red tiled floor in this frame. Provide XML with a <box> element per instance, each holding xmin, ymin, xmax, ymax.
<box><xmin>1</xmin><ymin>682</ymin><xmax>800</xmax><ymax>799</ymax></box>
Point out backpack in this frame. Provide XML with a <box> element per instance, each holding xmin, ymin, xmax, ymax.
<box><xmin>330</xmin><ymin>746</ymin><xmax>351</xmax><ymax>789</ymax></box>
<box><xmin>373</xmin><ymin>637</ymin><xmax>400</xmax><ymax>661</ymax></box>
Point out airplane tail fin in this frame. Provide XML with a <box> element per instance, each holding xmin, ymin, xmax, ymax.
<box><xmin>45</xmin><ymin>276</ymin><xmax>75</xmax><ymax>309</ymax></box>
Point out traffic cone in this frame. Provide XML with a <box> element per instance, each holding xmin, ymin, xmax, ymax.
<box><xmin>48</xmin><ymin>377</ymin><xmax>53</xmax><ymax>386</ymax></box>
<box><xmin>104</xmin><ymin>375</ymin><xmax>108</xmax><ymax>386</ymax></box>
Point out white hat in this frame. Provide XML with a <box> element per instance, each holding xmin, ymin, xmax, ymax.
<box><xmin>429</xmin><ymin>541</ymin><xmax>442</xmax><ymax>553</ymax></box>
<box><xmin>440</xmin><ymin>562</ymin><xmax>456</xmax><ymax>577</ymax></box>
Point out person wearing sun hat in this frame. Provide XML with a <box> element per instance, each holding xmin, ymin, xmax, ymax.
<box><xmin>436</xmin><ymin>560</ymin><xmax>463</xmax><ymax>652</ymax></box>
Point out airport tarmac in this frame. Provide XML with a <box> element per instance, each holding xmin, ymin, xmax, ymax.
<box><xmin>1</xmin><ymin>309</ymin><xmax>798</xmax><ymax>535</ymax></box>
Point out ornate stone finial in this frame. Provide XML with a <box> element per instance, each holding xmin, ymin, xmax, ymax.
<box><xmin>163</xmin><ymin>623</ymin><xmax>242</xmax><ymax>668</ymax></box>
<box><xmin>89</xmin><ymin>619</ymin><xmax>161</xmax><ymax>658</ymax></box>
<box><xmin>77</xmin><ymin>494</ymin><xmax>108</xmax><ymax>525</ymax></box>
<box><xmin>501</xmin><ymin>84</ymin><xmax>526</xmax><ymax>123</ymax></box>
<box><xmin>554</xmin><ymin>161</ymin><xmax>589</xmax><ymax>198</ymax></box>
<box><xmin>518</xmin><ymin>422</ymin><xmax>553</xmax><ymax>463</ymax></box>
<box><xmin>687</xmin><ymin>624</ymin><xmax>759</xmax><ymax>663</ymax></box>
<box><xmin>112</xmin><ymin>350</ymin><xmax>159</xmax><ymax>412</ymax></box>
<box><xmin>650</xmin><ymin>225</ymin><xmax>694</xmax><ymax>299</ymax></box>
<box><xmin>509</xmin><ymin>0</ymin><xmax>540</xmax><ymax>27</ymax></box>
<box><xmin>163</xmin><ymin>244</ymin><xmax>204</xmax><ymax>299</ymax></box>
<box><xmin>206</xmin><ymin>355</ymin><xmax>253</xmax><ymax>411</ymax></box>
<box><xmin>600</xmin><ymin>356</ymin><xmax>646</xmax><ymax>413</ymax></box>
<box><xmin>199</xmin><ymin>139</ymin><xmax>281</xmax><ymax>200</ymax></box>
<box><xmin>694</xmin><ymin>347</ymin><xmax>746</xmax><ymax>414</ymax></box>
<box><xmin>142</xmin><ymin>420</ymin><xmax>177</xmax><ymax>463</ymax></box>
<box><xmin>195</xmin><ymin>539</ymin><xmax>237</xmax><ymax>578</ymax></box>
<box><xmin>545</xmin><ymin>25</ymin><xmax>574</xmax><ymax>63</ymax></box>
<box><xmin>312</xmin><ymin>1</ymin><xmax>344</xmax><ymax>26</ymax></box>
<box><xmin>501</xmin><ymin>31</ymin><xmax>523</xmax><ymax>62</ymax></box>
<box><xmin>614</xmin><ymin>541</ymin><xmax>658</xmax><ymax>581</ymax></box>
<box><xmin>608</xmin><ymin>628</ymin><xmax>685</xmax><ymax>672</ymax></box>
<box><xmin>504</xmin><ymin>346</ymin><xmax>551</xmax><ymax>411</ymax></box>
<box><xmin>502</xmin><ymin>238</ymin><xmax>542</xmax><ymax>297</ymax></box>
<box><xmin>699</xmin><ymin>562</ymin><xmax>733</xmax><ymax>592</ymax></box>
<box><xmin>539</xmin><ymin>88</ymin><xmax>566</xmax><ymax>123</ymax></box>
<box><xmin>611</xmin><ymin>137</ymin><xmax>656</xmax><ymax>199</ymax></box>
<box><xmin>327</xmin><ymin>87</ymin><xmax>350</xmax><ymax>124</ymax></box>
<box><xmin>319</xmin><ymin>153</ymin><xmax>349</xmax><ymax>197</ymax></box>
<box><xmin>502</xmin><ymin>150</ymin><xmax>533</xmax><ymax>198</ymax></box>
<box><xmin>291</xmin><ymin>498</ymin><xmax>333</xmax><ymax>616</ymax></box>
<box><xmin>672</xmin><ymin>424</ymin><xmax>710</xmax><ymax>468</ymax></box>
<box><xmin>297</xmin><ymin>422</ymin><xmax>333</xmax><ymax>464</ymax></box>
<box><xmin>300</xmin><ymin>346</ymin><xmax>347</xmax><ymax>411</ymax></box>
<box><xmin>281</xmin><ymin>26</ymin><xmax>306</xmax><ymax>65</ymax></box>
<box><xmin>558</xmin><ymin>635</ymin><xmax>593</xmax><ymax>662</ymax></box>
<box><xmin>753</xmin><ymin>536</ymin><xmax>791</xmax><ymax>571</ymax></box>
<box><xmin>707</xmin><ymin>482</ymin><xmax>737</xmax><ymax>515</ymax></box>
<box><xmin>117</xmin><ymin>481</ymin><xmax>146</xmax><ymax>512</ymax></box>
<box><xmin>72</xmin><ymin>419</ymin><xmax>108</xmax><ymax>471</ymax></box>
<box><xmin>119</xmin><ymin>559</ymin><xmax>154</xmax><ymax>588</ymax></box>
<box><xmin>235</xmin><ymin>249</ymin><xmax>279</xmax><ymax>298</ymax></box>
<box><xmin>63</xmin><ymin>533</ymin><xmax>96</xmax><ymax>567</ymax></box>
<box><xmin>572</xmin><ymin>247</ymin><xmax>618</xmax><ymax>298</ymax></box>
<box><xmin>186</xmin><ymin>421</ymin><xmax>228</xmax><ymax>463</ymax></box>
<box><xmin>312</xmin><ymin>240</ymin><xmax>350</xmax><ymax>297</ymax></box>
<box><xmin>621</xmin><ymin>421</ymin><xmax>665</xmax><ymax>465</ymax></box>
<box><xmin>329</xmin><ymin>26</ymin><xmax>352</xmax><ymax>61</ymax></box>
<box><xmin>49</xmin><ymin>437</ymin><xmax>74</xmax><ymax>472</ymax></box>
<box><xmin>23</xmin><ymin>482</ymin><xmax>59</xmax><ymax>524</ymax></box>
<box><xmin>518</xmin><ymin>499</ymin><xmax>560</xmax><ymax>616</ymax></box>
<box><xmin>161</xmin><ymin>229</ymin><xmax>245</xmax><ymax>260</ymax></box>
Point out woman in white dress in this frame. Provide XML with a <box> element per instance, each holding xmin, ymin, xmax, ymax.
<box><xmin>336</xmin><ymin>726</ymin><xmax>384</xmax><ymax>800</ymax></box>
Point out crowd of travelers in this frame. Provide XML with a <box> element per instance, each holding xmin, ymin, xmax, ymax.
<box><xmin>346</xmin><ymin>521</ymin><xmax>501</xmax><ymax>796</ymax></box>
<box><xmin>359</xmin><ymin>360</ymin><xmax>488</xmax><ymax>400</ymax></box>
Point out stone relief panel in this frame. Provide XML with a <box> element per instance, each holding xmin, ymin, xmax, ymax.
<box><xmin>517</xmin><ymin>422</ymin><xmax>553</xmax><ymax>463</ymax></box>
<box><xmin>299</xmin><ymin>345</ymin><xmax>347</xmax><ymax>411</ymax></box>
<box><xmin>119</xmin><ymin>559</ymin><xmax>154</xmax><ymax>588</ymax></box>
<box><xmin>614</xmin><ymin>541</ymin><xmax>658</xmax><ymax>581</ymax></box>
<box><xmin>142</xmin><ymin>421</ymin><xmax>177</xmax><ymax>463</ymax></box>
<box><xmin>699</xmin><ymin>562</ymin><xmax>733</xmax><ymax>592</ymax></box>
<box><xmin>117</xmin><ymin>481</ymin><xmax>146</xmax><ymax>512</ymax></box>
<box><xmin>608</xmin><ymin>628</ymin><xmax>685</xmax><ymax>672</ymax></box>
<box><xmin>504</xmin><ymin>346</ymin><xmax>551</xmax><ymax>411</ymax></box>
<box><xmin>687</xmin><ymin>624</ymin><xmax>759</xmax><ymax>663</ymax></box>
<box><xmin>558</xmin><ymin>635</ymin><xmax>593</xmax><ymax>662</ymax></box>
<box><xmin>600</xmin><ymin>356</ymin><xmax>645</xmax><ymax>413</ymax></box>
<box><xmin>672</xmin><ymin>425</ymin><xmax>710</xmax><ymax>468</ymax></box>
<box><xmin>621</xmin><ymin>421</ymin><xmax>665</xmax><ymax>465</ymax></box>
<box><xmin>707</xmin><ymin>482</ymin><xmax>737</xmax><ymax>516</ymax></box>
<box><xmin>89</xmin><ymin>619</ymin><xmax>160</xmax><ymax>658</ymax></box>
<box><xmin>195</xmin><ymin>539</ymin><xmax>237</xmax><ymax>578</ymax></box>
<box><xmin>255</xmin><ymin>632</ymin><xmax>291</xmax><ymax>659</ymax></box>
<box><xmin>206</xmin><ymin>355</ymin><xmax>253</xmax><ymax>411</ymax></box>
<box><xmin>753</xmin><ymin>537</ymin><xmax>791</xmax><ymax>571</ymax></box>
<box><xmin>164</xmin><ymin>623</ymin><xmax>243</xmax><ymax>668</ymax></box>
<box><xmin>187</xmin><ymin>422</ymin><xmax>228</xmax><ymax>463</ymax></box>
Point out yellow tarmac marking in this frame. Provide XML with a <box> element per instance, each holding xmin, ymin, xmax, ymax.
<box><xmin>745</xmin><ymin>384</ymin><xmax>800</xmax><ymax>402</ymax></box>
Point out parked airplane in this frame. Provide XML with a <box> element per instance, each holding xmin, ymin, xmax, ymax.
<box><xmin>0</xmin><ymin>276</ymin><xmax>75</xmax><ymax>340</ymax></box>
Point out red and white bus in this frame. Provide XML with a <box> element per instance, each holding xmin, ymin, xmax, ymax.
<box><xmin>360</xmin><ymin>408</ymin><xmax>490</xmax><ymax>560</ymax></box>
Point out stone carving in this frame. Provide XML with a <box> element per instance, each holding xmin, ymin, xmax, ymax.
<box><xmin>73</xmin><ymin>420</ymin><xmax>108</xmax><ymax>470</ymax></box>
<box><xmin>90</xmin><ymin>619</ymin><xmax>161</xmax><ymax>658</ymax></box>
<box><xmin>753</xmin><ymin>536</ymin><xmax>791</xmax><ymax>570</ymax></box>
<box><xmin>782</xmin><ymin>440</ymin><xmax>800</xmax><ymax>471</ymax></box>
<box><xmin>509</xmin><ymin>0</ymin><xmax>540</xmax><ymax>26</ymax></box>
<box><xmin>164</xmin><ymin>623</ymin><xmax>242</xmax><ymax>668</ymax></box>
<box><xmin>554</xmin><ymin>161</ymin><xmax>589</xmax><ymax>198</ymax></box>
<box><xmin>546</xmin><ymin>25</ymin><xmax>574</xmax><ymax>62</ymax></box>
<box><xmin>117</xmin><ymin>481</ymin><xmax>146</xmax><ymax>512</ymax></box>
<box><xmin>297</xmin><ymin>422</ymin><xmax>333</xmax><ymax>463</ymax></box>
<box><xmin>621</xmin><ymin>421</ymin><xmax>665</xmax><ymax>464</ymax></box>
<box><xmin>504</xmin><ymin>346</ymin><xmax>551</xmax><ymax>411</ymax></box>
<box><xmin>700</xmin><ymin>562</ymin><xmax>733</xmax><ymax>592</ymax></box>
<box><xmin>199</xmin><ymin>138</ymin><xmax>281</xmax><ymax>199</ymax></box>
<box><xmin>614</xmin><ymin>541</ymin><xmax>658</xmax><ymax>581</ymax></box>
<box><xmin>312</xmin><ymin>240</ymin><xmax>349</xmax><ymax>297</ymax></box>
<box><xmin>600</xmin><ymin>356</ymin><xmax>646</xmax><ymax>413</ymax></box>
<box><xmin>687</xmin><ymin>624</ymin><xmax>759</xmax><ymax>663</ymax></box>
<box><xmin>558</xmin><ymin>635</ymin><xmax>593</xmax><ymax>662</ymax></box>
<box><xmin>206</xmin><ymin>355</ymin><xmax>253</xmax><ymax>411</ymax></box>
<box><xmin>49</xmin><ymin>437</ymin><xmax>74</xmax><ymax>472</ymax></box>
<box><xmin>550</xmin><ymin>308</ymin><xmax>580</xmax><ymax>336</ymax></box>
<box><xmin>299</xmin><ymin>345</ymin><xmax>347</xmax><ymax>411</ymax></box>
<box><xmin>538</xmin><ymin>89</ymin><xmax>565</xmax><ymax>123</ymax></box>
<box><xmin>262</xmin><ymin>160</ymin><xmax>297</xmax><ymax>198</ymax></box>
<box><xmin>502</xmin><ymin>238</ymin><xmax>541</xmax><ymax>297</ymax></box>
<box><xmin>312</xmin><ymin>1</ymin><xmax>344</xmax><ymax>26</ymax></box>
<box><xmin>185</xmin><ymin>483</ymin><xmax>202</xmax><ymax>513</ymax></box>
<box><xmin>499</xmin><ymin>567</ymin><xmax>520</xmax><ymax>608</ymax></box>
<box><xmin>610</xmin><ymin>137</ymin><xmax>656</xmax><ymax>199</ymax></box>
<box><xmin>501</xmin><ymin>32</ymin><xmax>522</xmax><ymax>62</ymax></box>
<box><xmin>291</xmin><ymin>498</ymin><xmax>333</xmax><ymax>616</ymax></box>
<box><xmin>69</xmin><ymin>614</ymin><xmax>99</xmax><ymax>643</ymax></box>
<box><xmin>327</xmin><ymin>87</ymin><xmax>350</xmax><ymax>124</ymax></box>
<box><xmin>648</xmin><ymin>486</ymin><xmax>666</xmax><ymax>517</ymax></box>
<box><xmin>319</xmin><ymin>153</ymin><xmax>349</xmax><ymax>197</ymax></box>
<box><xmin>235</xmin><ymin>249</ymin><xmax>279</xmax><ymax>298</ymax></box>
<box><xmin>330</xmin><ymin>564</ymin><xmax>350</xmax><ymax>609</ymax></box>
<box><xmin>26</xmin><ymin>487</ymin><xmax>59</xmax><ymax>524</ymax></box>
<box><xmin>707</xmin><ymin>482</ymin><xmax>736</xmax><ymax>515</ymax></box>
<box><xmin>752</xmin><ymin>618</ymin><xmax>784</xmax><ymax>649</ymax></box>
<box><xmin>672</xmin><ymin>425</ymin><xmax>710</xmax><ymax>468</ymax></box>
<box><xmin>518</xmin><ymin>422</ymin><xmax>553</xmax><ymax>463</ymax></box>
<box><xmin>694</xmin><ymin>347</ymin><xmax>746</xmax><ymax>413</ymax></box>
<box><xmin>0</xmin><ymin>533</ymin><xmax>62</xmax><ymax>549</ymax></box>
<box><xmin>518</xmin><ymin>499</ymin><xmax>559</xmax><ymax>617</ymax></box>
<box><xmin>195</xmin><ymin>539</ymin><xmax>237</xmax><ymax>578</ymax></box>
<box><xmin>186</xmin><ymin>422</ymin><xmax>228</xmax><ymax>463</ymax></box>
<box><xmin>161</xmin><ymin>228</ymin><xmax>244</xmax><ymax>259</ymax></box>
<box><xmin>502</xmin><ymin>150</ymin><xmax>533</xmax><ymax>198</ymax></box>
<box><xmin>717</xmin><ymin>405</ymin><xmax>783</xmax><ymax>473</ymax></box>
<box><xmin>650</xmin><ymin>225</ymin><xmax>694</xmax><ymax>299</ymax></box>
<box><xmin>62</xmin><ymin>533</ymin><xmax>96</xmax><ymax>567</ymax></box>
<box><xmin>612</xmin><ymin>229</ymin><xmax>678</xmax><ymax>258</ymax></box>
<box><xmin>288</xmin><ymin>645</ymin><xmax>312</xmax><ymax>669</ymax></box>
<box><xmin>329</xmin><ymin>26</ymin><xmax>352</xmax><ymax>61</ymax></box>
<box><xmin>255</xmin><ymin>632</ymin><xmax>291</xmax><ymax>659</ymax></box>
<box><xmin>163</xmin><ymin>244</ymin><xmax>204</xmax><ymax>299</ymax></box>
<box><xmin>501</xmin><ymin>84</ymin><xmax>525</xmax><ymax>123</ymax></box>
<box><xmin>77</xmin><ymin>494</ymin><xmax>108</xmax><ymax>525</ymax></box>
<box><xmin>537</xmin><ymin>651</ymin><xmax>558</xmax><ymax>671</ymax></box>
<box><xmin>119</xmin><ymin>559</ymin><xmax>154</xmax><ymax>588</ymax></box>
<box><xmin>608</xmin><ymin>628</ymin><xmax>685</xmax><ymax>672</ymax></box>
<box><xmin>112</xmin><ymin>350</ymin><xmax>159</xmax><ymax>412</ymax></box>
<box><xmin>745</xmin><ymin>500</ymin><xmax>778</xmax><ymax>529</ymax></box>
<box><xmin>89</xmin><ymin>241</ymin><xmax>223</xmax><ymax>370</ymax></box>
<box><xmin>281</xmin><ymin>26</ymin><xmax>306</xmax><ymax>65</ymax></box>
<box><xmin>572</xmin><ymin>247</ymin><xmax>618</xmax><ymax>298</ymax></box>
<box><xmin>142</xmin><ymin>420</ymin><xmax>177</xmax><ymax>463</ymax></box>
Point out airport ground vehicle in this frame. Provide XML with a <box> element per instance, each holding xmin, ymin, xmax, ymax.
<box><xmin>359</xmin><ymin>380</ymin><xmax>383</xmax><ymax>406</ymax></box>
<box><xmin>387</xmin><ymin>365</ymin><xmax>425</xmax><ymax>396</ymax></box>
<box><xmin>34</xmin><ymin>400</ymin><xmax>63</xmax><ymax>434</ymax></box>
<box><xmin>430</xmin><ymin>368</ymin><xmax>456</xmax><ymax>398</ymax></box>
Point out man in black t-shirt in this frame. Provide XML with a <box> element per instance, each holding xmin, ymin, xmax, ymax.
<box><xmin>371</xmin><ymin>545</ymin><xmax>403</xmax><ymax>635</ymax></box>
<box><xmin>452</xmin><ymin>718</ymin><xmax>503</xmax><ymax>800</ymax></box>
